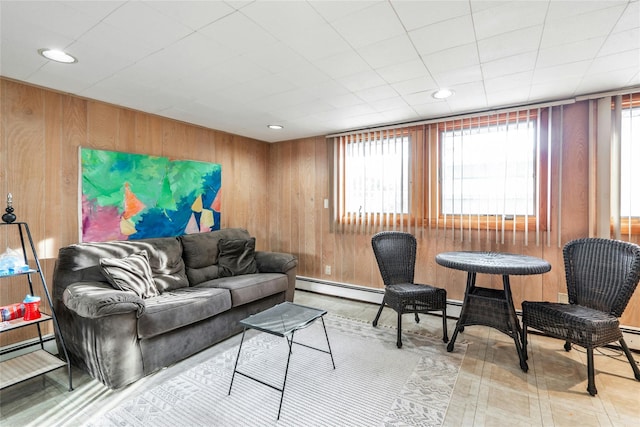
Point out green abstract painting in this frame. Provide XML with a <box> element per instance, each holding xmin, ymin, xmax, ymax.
<box><xmin>81</xmin><ymin>148</ymin><xmax>221</xmax><ymax>242</ymax></box>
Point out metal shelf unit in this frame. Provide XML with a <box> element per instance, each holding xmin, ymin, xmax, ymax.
<box><xmin>0</xmin><ymin>222</ymin><xmax>72</xmax><ymax>391</ymax></box>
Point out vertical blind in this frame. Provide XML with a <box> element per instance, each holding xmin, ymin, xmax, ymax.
<box><xmin>330</xmin><ymin>104</ymin><xmax>563</xmax><ymax>246</ymax></box>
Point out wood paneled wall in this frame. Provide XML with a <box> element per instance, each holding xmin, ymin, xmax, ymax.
<box><xmin>0</xmin><ymin>78</ymin><xmax>270</xmax><ymax>345</ymax></box>
<box><xmin>1</xmin><ymin>78</ymin><xmax>639</xmax><ymax>349</ymax></box>
<box><xmin>270</xmin><ymin>102</ymin><xmax>640</xmax><ymax>328</ymax></box>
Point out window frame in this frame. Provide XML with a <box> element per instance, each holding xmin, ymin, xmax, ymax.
<box><xmin>335</xmin><ymin>129</ymin><xmax>411</xmax><ymax>227</ymax></box>
<box><xmin>426</xmin><ymin>110</ymin><xmax>549</xmax><ymax>232</ymax></box>
<box><xmin>616</xmin><ymin>94</ymin><xmax>640</xmax><ymax>235</ymax></box>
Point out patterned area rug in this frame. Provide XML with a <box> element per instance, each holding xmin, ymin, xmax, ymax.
<box><xmin>87</xmin><ymin>315</ymin><xmax>466</xmax><ymax>427</ymax></box>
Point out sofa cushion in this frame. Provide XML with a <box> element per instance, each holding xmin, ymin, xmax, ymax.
<box><xmin>100</xmin><ymin>250</ymin><xmax>160</xmax><ymax>299</ymax></box>
<box><xmin>54</xmin><ymin>237</ymin><xmax>188</xmax><ymax>295</ymax></box>
<box><xmin>137</xmin><ymin>287</ymin><xmax>232</xmax><ymax>339</ymax></box>
<box><xmin>218</xmin><ymin>238</ymin><xmax>258</xmax><ymax>277</ymax></box>
<box><xmin>181</xmin><ymin>228</ymin><xmax>252</xmax><ymax>285</ymax></box>
<box><xmin>128</xmin><ymin>237</ymin><xmax>188</xmax><ymax>292</ymax></box>
<box><xmin>195</xmin><ymin>273</ymin><xmax>288</xmax><ymax>307</ymax></box>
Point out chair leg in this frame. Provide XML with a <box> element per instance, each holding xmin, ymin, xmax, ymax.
<box><xmin>373</xmin><ymin>301</ymin><xmax>385</xmax><ymax>327</ymax></box>
<box><xmin>397</xmin><ymin>311</ymin><xmax>403</xmax><ymax>348</ymax></box>
<box><xmin>442</xmin><ymin>307</ymin><xmax>449</xmax><ymax>343</ymax></box>
<box><xmin>564</xmin><ymin>341</ymin><xmax>572</xmax><ymax>352</ymax></box>
<box><xmin>619</xmin><ymin>338</ymin><xmax>640</xmax><ymax>381</ymax></box>
<box><xmin>586</xmin><ymin>347</ymin><xmax>597</xmax><ymax>396</ymax></box>
<box><xmin>522</xmin><ymin>323</ymin><xmax>528</xmax><ymax>361</ymax></box>
<box><xmin>414</xmin><ymin>312</ymin><xmax>420</xmax><ymax>323</ymax></box>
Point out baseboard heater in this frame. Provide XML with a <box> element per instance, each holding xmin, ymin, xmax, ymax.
<box><xmin>296</xmin><ymin>277</ymin><xmax>640</xmax><ymax>352</ymax></box>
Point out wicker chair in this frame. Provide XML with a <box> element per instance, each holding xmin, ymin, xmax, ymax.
<box><xmin>371</xmin><ymin>231</ymin><xmax>448</xmax><ymax>348</ymax></box>
<box><xmin>522</xmin><ymin>238</ymin><xmax>640</xmax><ymax>396</ymax></box>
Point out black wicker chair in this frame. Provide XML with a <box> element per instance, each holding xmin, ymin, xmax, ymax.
<box><xmin>522</xmin><ymin>238</ymin><xmax>640</xmax><ymax>396</ymax></box>
<box><xmin>371</xmin><ymin>231</ymin><xmax>448</xmax><ymax>348</ymax></box>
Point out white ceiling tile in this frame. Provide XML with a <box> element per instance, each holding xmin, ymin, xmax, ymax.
<box><xmin>432</xmin><ymin>65</ymin><xmax>483</xmax><ymax>87</ymax></box>
<box><xmin>331</xmin><ymin>2</ymin><xmax>406</xmax><ymax>49</ymax></box>
<box><xmin>391</xmin><ymin>76</ymin><xmax>438</xmax><ymax>96</ymax></box>
<box><xmin>546</xmin><ymin>0</ymin><xmax>626</xmax><ymax>20</ymax></box>
<box><xmin>337</xmin><ymin>70</ymin><xmax>388</xmax><ymax>92</ymax></box>
<box><xmin>356</xmin><ymin>85</ymin><xmax>399</xmax><ymax>103</ymax></box>
<box><xmin>391</xmin><ymin>0</ymin><xmax>471</xmax><ymax>31</ymax></box>
<box><xmin>484</xmin><ymin>71</ymin><xmax>534</xmax><ymax>94</ymax></box>
<box><xmin>445</xmin><ymin>81</ymin><xmax>487</xmax><ymax>108</ymax></box>
<box><xmin>577</xmin><ymin>67</ymin><xmax>640</xmax><ymax>94</ymax></box>
<box><xmin>0</xmin><ymin>10</ymin><xmax>76</xmax><ymax>53</ymax></box>
<box><xmin>144</xmin><ymin>0</ymin><xmax>235</xmax><ymax>31</ymax></box>
<box><xmin>612</xmin><ymin>0</ymin><xmax>640</xmax><ymax>33</ymax></box>
<box><xmin>243</xmin><ymin>42</ymin><xmax>311</xmax><ymax>75</ymax></box>
<box><xmin>599</xmin><ymin>28</ymin><xmax>640</xmax><ymax>56</ymax></box>
<box><xmin>102</xmin><ymin>1</ymin><xmax>194</xmax><ymax>51</ymax></box>
<box><xmin>541</xmin><ymin>4</ymin><xmax>628</xmax><ymax>48</ymax></box>
<box><xmin>376</xmin><ymin>59</ymin><xmax>431</xmax><ymax>84</ymax></box>
<box><xmin>369</xmin><ymin>95</ymin><xmax>410</xmax><ymax>111</ymax></box>
<box><xmin>587</xmin><ymin>49</ymin><xmax>640</xmax><ymax>75</ymax></box>
<box><xmin>0</xmin><ymin>40</ymin><xmax>48</xmax><ymax>80</ymax></box>
<box><xmin>314</xmin><ymin>51</ymin><xmax>371</xmax><ymax>79</ymax></box>
<box><xmin>283</xmin><ymin>25</ymin><xmax>353</xmax><ymax>62</ymax></box>
<box><xmin>481</xmin><ymin>52</ymin><xmax>537</xmax><ymax>79</ymax></box>
<box><xmin>533</xmin><ymin>60</ymin><xmax>591</xmax><ymax>85</ymax></box>
<box><xmin>477</xmin><ymin>26</ymin><xmax>543</xmax><ymax>63</ymax></box>
<box><xmin>412</xmin><ymin>101</ymin><xmax>452</xmax><ymax>117</ymax></box>
<box><xmin>485</xmin><ymin>86</ymin><xmax>532</xmax><ymax>108</ymax></box>
<box><xmin>326</xmin><ymin>93</ymin><xmax>366</xmax><ymax>109</ymax></box>
<box><xmin>536</xmin><ymin>37</ymin><xmax>606</xmax><ymax>69</ymax></box>
<box><xmin>358</xmin><ymin>35</ymin><xmax>419</xmax><ymax>69</ymax></box>
<box><xmin>308</xmin><ymin>1</ymin><xmax>380</xmax><ymax>23</ymax></box>
<box><xmin>2</xmin><ymin>1</ymin><xmax>104</xmax><ymax>40</ymax></box>
<box><xmin>529</xmin><ymin>77</ymin><xmax>580</xmax><ymax>101</ymax></box>
<box><xmin>275</xmin><ymin>64</ymin><xmax>333</xmax><ymax>90</ymax></box>
<box><xmin>241</xmin><ymin>1</ymin><xmax>326</xmax><ymax>38</ymax></box>
<box><xmin>472</xmin><ymin>1</ymin><xmax>548</xmax><ymax>40</ymax></box>
<box><xmin>402</xmin><ymin>90</ymin><xmax>439</xmax><ymax>105</ymax></box>
<box><xmin>422</xmin><ymin>43</ymin><xmax>480</xmax><ymax>75</ymax></box>
<box><xmin>74</xmin><ymin>21</ymin><xmax>158</xmax><ymax>63</ymax></box>
<box><xmin>61</xmin><ymin>1</ymin><xmax>127</xmax><ymax>21</ymax></box>
<box><xmin>410</xmin><ymin>15</ymin><xmax>477</xmax><ymax>56</ymax></box>
<box><xmin>198</xmin><ymin>10</ymin><xmax>278</xmax><ymax>56</ymax></box>
<box><xmin>378</xmin><ymin>106</ymin><xmax>420</xmax><ymax>123</ymax></box>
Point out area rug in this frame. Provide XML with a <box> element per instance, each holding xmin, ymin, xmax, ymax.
<box><xmin>86</xmin><ymin>315</ymin><xmax>466</xmax><ymax>427</ymax></box>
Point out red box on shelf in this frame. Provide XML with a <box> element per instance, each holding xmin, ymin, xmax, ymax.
<box><xmin>1</xmin><ymin>302</ymin><xmax>25</xmax><ymax>321</ymax></box>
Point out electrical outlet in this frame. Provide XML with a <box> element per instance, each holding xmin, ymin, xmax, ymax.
<box><xmin>324</xmin><ymin>198</ymin><xmax>329</xmax><ymax>209</ymax></box>
<box><xmin>324</xmin><ymin>265</ymin><xmax>331</xmax><ymax>275</ymax></box>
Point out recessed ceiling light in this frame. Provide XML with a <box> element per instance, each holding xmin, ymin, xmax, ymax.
<box><xmin>432</xmin><ymin>88</ymin><xmax>454</xmax><ymax>99</ymax></box>
<box><xmin>267</xmin><ymin>124</ymin><xmax>283</xmax><ymax>130</ymax></box>
<box><xmin>38</xmin><ymin>48</ymin><xmax>77</xmax><ymax>64</ymax></box>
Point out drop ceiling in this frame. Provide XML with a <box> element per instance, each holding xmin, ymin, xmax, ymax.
<box><xmin>1</xmin><ymin>1</ymin><xmax>638</xmax><ymax>143</ymax></box>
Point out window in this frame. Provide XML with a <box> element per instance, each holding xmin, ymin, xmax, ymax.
<box><xmin>331</xmin><ymin>108</ymin><xmax>553</xmax><ymax>240</ymax></box>
<box><xmin>344</xmin><ymin>135</ymin><xmax>409</xmax><ymax>215</ymax></box>
<box><xmin>440</xmin><ymin>120</ymin><xmax>537</xmax><ymax>217</ymax></box>
<box><xmin>431</xmin><ymin>110</ymin><xmax>547</xmax><ymax>232</ymax></box>
<box><xmin>618</xmin><ymin>94</ymin><xmax>640</xmax><ymax>236</ymax></box>
<box><xmin>331</xmin><ymin>130</ymin><xmax>410</xmax><ymax>229</ymax></box>
<box><xmin>621</xmin><ymin>105</ymin><xmax>639</xmax><ymax>219</ymax></box>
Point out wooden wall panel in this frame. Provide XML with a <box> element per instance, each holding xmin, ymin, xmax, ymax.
<box><xmin>272</xmin><ymin>102</ymin><xmax>640</xmax><ymax>328</ymax></box>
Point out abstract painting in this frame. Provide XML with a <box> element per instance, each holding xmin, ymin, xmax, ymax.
<box><xmin>80</xmin><ymin>148</ymin><xmax>221</xmax><ymax>242</ymax></box>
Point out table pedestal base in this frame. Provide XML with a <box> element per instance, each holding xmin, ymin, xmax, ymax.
<box><xmin>447</xmin><ymin>272</ymin><xmax>528</xmax><ymax>372</ymax></box>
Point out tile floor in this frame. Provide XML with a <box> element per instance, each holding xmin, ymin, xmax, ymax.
<box><xmin>1</xmin><ymin>290</ymin><xmax>639</xmax><ymax>426</ymax></box>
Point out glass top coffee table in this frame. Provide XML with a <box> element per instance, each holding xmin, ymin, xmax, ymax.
<box><xmin>227</xmin><ymin>302</ymin><xmax>335</xmax><ymax>420</ymax></box>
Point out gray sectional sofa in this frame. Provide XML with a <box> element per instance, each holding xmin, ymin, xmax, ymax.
<box><xmin>52</xmin><ymin>228</ymin><xmax>297</xmax><ymax>389</ymax></box>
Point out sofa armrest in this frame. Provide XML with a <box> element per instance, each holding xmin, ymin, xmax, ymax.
<box><xmin>63</xmin><ymin>281</ymin><xmax>145</xmax><ymax>318</ymax></box>
<box><xmin>255</xmin><ymin>251</ymin><xmax>298</xmax><ymax>273</ymax></box>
